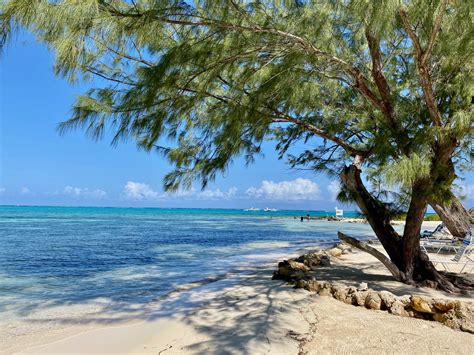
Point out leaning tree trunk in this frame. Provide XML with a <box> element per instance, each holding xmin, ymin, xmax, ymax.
<box><xmin>427</xmin><ymin>154</ymin><xmax>472</xmax><ymax>239</ymax></box>
<box><xmin>340</xmin><ymin>160</ymin><xmax>457</xmax><ymax>292</ymax></box>
<box><xmin>429</xmin><ymin>196</ymin><xmax>472</xmax><ymax>239</ymax></box>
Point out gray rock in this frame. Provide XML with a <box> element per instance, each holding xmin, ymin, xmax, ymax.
<box><xmin>352</xmin><ymin>290</ymin><xmax>368</xmax><ymax>307</ymax></box>
<box><xmin>365</xmin><ymin>290</ymin><xmax>382</xmax><ymax>310</ymax></box>
<box><xmin>389</xmin><ymin>300</ymin><xmax>409</xmax><ymax>317</ymax></box>
<box><xmin>379</xmin><ymin>290</ymin><xmax>396</xmax><ymax>309</ymax></box>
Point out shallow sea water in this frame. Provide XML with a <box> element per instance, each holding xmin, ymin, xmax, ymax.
<box><xmin>0</xmin><ymin>206</ymin><xmax>375</xmax><ymax>323</ymax></box>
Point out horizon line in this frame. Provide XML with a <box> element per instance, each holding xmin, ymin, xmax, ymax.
<box><xmin>0</xmin><ymin>204</ymin><xmax>361</xmax><ymax>212</ymax></box>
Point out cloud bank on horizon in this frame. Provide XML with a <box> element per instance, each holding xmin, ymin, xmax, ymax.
<box><xmin>1</xmin><ymin>179</ymin><xmax>473</xmax><ymax>208</ymax></box>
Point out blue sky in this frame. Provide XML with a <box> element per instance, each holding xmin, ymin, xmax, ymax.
<box><xmin>0</xmin><ymin>32</ymin><xmax>472</xmax><ymax>209</ymax></box>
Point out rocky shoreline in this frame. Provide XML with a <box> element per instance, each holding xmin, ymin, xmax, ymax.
<box><xmin>273</xmin><ymin>243</ymin><xmax>474</xmax><ymax>334</ymax></box>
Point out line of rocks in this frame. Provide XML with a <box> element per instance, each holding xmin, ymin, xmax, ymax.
<box><xmin>272</xmin><ymin>243</ymin><xmax>474</xmax><ymax>334</ymax></box>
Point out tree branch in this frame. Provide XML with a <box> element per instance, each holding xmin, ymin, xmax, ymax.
<box><xmin>338</xmin><ymin>232</ymin><xmax>403</xmax><ymax>281</ymax></box>
<box><xmin>424</xmin><ymin>0</ymin><xmax>449</xmax><ymax>64</ymax></box>
<box><xmin>399</xmin><ymin>8</ymin><xmax>443</xmax><ymax>126</ymax></box>
<box><xmin>102</xmin><ymin>4</ymin><xmax>387</xmax><ymax>115</ymax></box>
<box><xmin>270</xmin><ymin>113</ymin><xmax>366</xmax><ymax>157</ymax></box>
<box><xmin>365</xmin><ymin>30</ymin><xmax>396</xmax><ymax>127</ymax></box>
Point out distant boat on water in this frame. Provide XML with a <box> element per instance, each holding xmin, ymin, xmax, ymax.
<box><xmin>244</xmin><ymin>207</ymin><xmax>260</xmax><ymax>211</ymax></box>
<box><xmin>263</xmin><ymin>207</ymin><xmax>278</xmax><ymax>212</ymax></box>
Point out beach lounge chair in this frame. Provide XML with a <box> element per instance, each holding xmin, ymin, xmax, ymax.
<box><xmin>430</xmin><ymin>228</ymin><xmax>474</xmax><ymax>273</ymax></box>
<box><xmin>421</xmin><ymin>223</ymin><xmax>444</xmax><ymax>238</ymax></box>
<box><xmin>420</xmin><ymin>223</ymin><xmax>457</xmax><ymax>254</ymax></box>
<box><xmin>421</xmin><ymin>238</ymin><xmax>460</xmax><ymax>254</ymax></box>
<box><xmin>421</xmin><ymin>223</ymin><xmax>452</xmax><ymax>240</ymax></box>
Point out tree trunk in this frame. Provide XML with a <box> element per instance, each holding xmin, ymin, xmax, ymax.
<box><xmin>340</xmin><ymin>160</ymin><xmax>457</xmax><ymax>292</ymax></box>
<box><xmin>429</xmin><ymin>197</ymin><xmax>472</xmax><ymax>239</ymax></box>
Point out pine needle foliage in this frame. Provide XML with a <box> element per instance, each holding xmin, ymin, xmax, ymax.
<box><xmin>1</xmin><ymin>0</ymin><xmax>472</xmax><ymax>196</ymax></box>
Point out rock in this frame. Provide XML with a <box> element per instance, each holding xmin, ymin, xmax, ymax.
<box><xmin>433</xmin><ymin>312</ymin><xmax>448</xmax><ymax>323</ymax></box>
<box><xmin>365</xmin><ymin>290</ymin><xmax>382</xmax><ymax>310</ymax></box>
<box><xmin>352</xmin><ymin>290</ymin><xmax>368</xmax><ymax>307</ymax></box>
<box><xmin>331</xmin><ymin>285</ymin><xmax>352</xmax><ymax>304</ymax></box>
<box><xmin>389</xmin><ymin>300</ymin><xmax>409</xmax><ymax>317</ymax></box>
<box><xmin>318</xmin><ymin>282</ymin><xmax>332</xmax><ymax>296</ymax></box>
<box><xmin>327</xmin><ymin>247</ymin><xmax>343</xmax><ymax>257</ymax></box>
<box><xmin>398</xmin><ymin>295</ymin><xmax>411</xmax><ymax>306</ymax></box>
<box><xmin>288</xmin><ymin>260</ymin><xmax>310</xmax><ymax>272</ymax></box>
<box><xmin>357</xmin><ymin>282</ymin><xmax>368</xmax><ymax>291</ymax></box>
<box><xmin>304</xmin><ymin>280</ymin><xmax>321</xmax><ymax>292</ymax></box>
<box><xmin>454</xmin><ymin>302</ymin><xmax>474</xmax><ymax>334</ymax></box>
<box><xmin>290</xmin><ymin>269</ymin><xmax>308</xmax><ymax>281</ymax></box>
<box><xmin>432</xmin><ymin>299</ymin><xmax>457</xmax><ymax>312</ymax></box>
<box><xmin>272</xmin><ymin>260</ymin><xmax>310</xmax><ymax>281</ymax></box>
<box><xmin>296</xmin><ymin>252</ymin><xmax>331</xmax><ymax>269</ymax></box>
<box><xmin>294</xmin><ymin>280</ymin><xmax>308</xmax><ymax>289</ymax></box>
<box><xmin>411</xmin><ymin>296</ymin><xmax>436</xmax><ymax>314</ymax></box>
<box><xmin>319</xmin><ymin>255</ymin><xmax>331</xmax><ymax>267</ymax></box>
<box><xmin>378</xmin><ymin>291</ymin><xmax>397</xmax><ymax>310</ymax></box>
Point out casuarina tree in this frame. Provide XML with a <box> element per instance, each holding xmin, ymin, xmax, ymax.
<box><xmin>1</xmin><ymin>0</ymin><xmax>472</xmax><ymax>291</ymax></box>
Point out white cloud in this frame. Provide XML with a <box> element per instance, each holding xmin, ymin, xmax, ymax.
<box><xmin>328</xmin><ymin>180</ymin><xmax>341</xmax><ymax>201</ymax></box>
<box><xmin>63</xmin><ymin>185</ymin><xmax>107</xmax><ymax>199</ymax></box>
<box><xmin>197</xmin><ymin>187</ymin><xmax>238</xmax><ymax>200</ymax></box>
<box><xmin>20</xmin><ymin>187</ymin><xmax>30</xmax><ymax>195</ymax></box>
<box><xmin>124</xmin><ymin>181</ymin><xmax>160</xmax><ymax>200</ymax></box>
<box><xmin>124</xmin><ymin>182</ymin><xmax>239</xmax><ymax>201</ymax></box>
<box><xmin>246</xmin><ymin>178</ymin><xmax>320</xmax><ymax>200</ymax></box>
<box><xmin>168</xmin><ymin>187</ymin><xmax>197</xmax><ymax>198</ymax></box>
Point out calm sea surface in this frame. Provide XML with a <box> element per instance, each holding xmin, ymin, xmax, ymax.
<box><xmin>0</xmin><ymin>206</ymin><xmax>375</xmax><ymax>321</ymax></box>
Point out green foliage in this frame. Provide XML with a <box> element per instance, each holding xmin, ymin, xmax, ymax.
<box><xmin>390</xmin><ymin>212</ymin><xmax>441</xmax><ymax>221</ymax></box>
<box><xmin>1</xmin><ymin>0</ymin><xmax>472</xmax><ymax>196</ymax></box>
<box><xmin>423</xmin><ymin>214</ymin><xmax>442</xmax><ymax>221</ymax></box>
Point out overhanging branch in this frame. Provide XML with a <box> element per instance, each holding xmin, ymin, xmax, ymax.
<box><xmin>399</xmin><ymin>7</ymin><xmax>444</xmax><ymax>127</ymax></box>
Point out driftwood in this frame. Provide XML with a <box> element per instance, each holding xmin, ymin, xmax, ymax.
<box><xmin>338</xmin><ymin>232</ymin><xmax>402</xmax><ymax>281</ymax></box>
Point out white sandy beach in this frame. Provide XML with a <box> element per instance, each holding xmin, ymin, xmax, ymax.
<box><xmin>2</xmin><ymin>221</ymin><xmax>473</xmax><ymax>354</ymax></box>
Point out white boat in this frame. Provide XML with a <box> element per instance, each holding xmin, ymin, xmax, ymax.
<box><xmin>263</xmin><ymin>207</ymin><xmax>278</xmax><ymax>212</ymax></box>
<box><xmin>244</xmin><ymin>207</ymin><xmax>260</xmax><ymax>211</ymax></box>
<box><xmin>335</xmin><ymin>207</ymin><xmax>343</xmax><ymax>217</ymax></box>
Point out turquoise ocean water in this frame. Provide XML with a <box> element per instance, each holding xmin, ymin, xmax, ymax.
<box><xmin>0</xmin><ymin>206</ymin><xmax>374</xmax><ymax>322</ymax></box>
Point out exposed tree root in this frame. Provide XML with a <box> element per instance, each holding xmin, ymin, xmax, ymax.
<box><xmin>338</xmin><ymin>232</ymin><xmax>467</xmax><ymax>293</ymax></box>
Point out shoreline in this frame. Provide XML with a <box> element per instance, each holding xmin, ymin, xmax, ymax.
<box><xmin>2</xmin><ymin>221</ymin><xmax>470</xmax><ymax>354</ymax></box>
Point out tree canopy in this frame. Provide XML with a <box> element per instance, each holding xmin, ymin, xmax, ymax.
<box><xmin>2</xmin><ymin>0</ymin><xmax>471</xmax><ymax>194</ymax></box>
<box><xmin>1</xmin><ymin>0</ymin><xmax>473</xmax><ymax>289</ymax></box>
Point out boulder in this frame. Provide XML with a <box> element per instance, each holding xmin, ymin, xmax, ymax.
<box><xmin>432</xmin><ymin>299</ymin><xmax>457</xmax><ymax>312</ymax></box>
<box><xmin>378</xmin><ymin>291</ymin><xmax>397</xmax><ymax>310</ymax></box>
<box><xmin>331</xmin><ymin>285</ymin><xmax>352</xmax><ymax>304</ymax></box>
<box><xmin>296</xmin><ymin>252</ymin><xmax>331</xmax><ymax>269</ymax></box>
<box><xmin>272</xmin><ymin>260</ymin><xmax>310</xmax><ymax>281</ymax></box>
<box><xmin>398</xmin><ymin>295</ymin><xmax>411</xmax><ymax>306</ymax></box>
<box><xmin>294</xmin><ymin>280</ymin><xmax>308</xmax><ymax>289</ymax></box>
<box><xmin>352</xmin><ymin>290</ymin><xmax>368</xmax><ymax>307</ymax></box>
<box><xmin>318</xmin><ymin>282</ymin><xmax>332</xmax><ymax>296</ymax></box>
<box><xmin>319</xmin><ymin>255</ymin><xmax>331</xmax><ymax>267</ymax></box>
<box><xmin>411</xmin><ymin>296</ymin><xmax>436</xmax><ymax>314</ymax></box>
<box><xmin>288</xmin><ymin>260</ymin><xmax>310</xmax><ymax>271</ymax></box>
<box><xmin>433</xmin><ymin>304</ymin><xmax>474</xmax><ymax>334</ymax></box>
<box><xmin>389</xmin><ymin>300</ymin><xmax>409</xmax><ymax>317</ymax></box>
<box><xmin>327</xmin><ymin>247</ymin><xmax>343</xmax><ymax>257</ymax></box>
<box><xmin>304</xmin><ymin>280</ymin><xmax>321</xmax><ymax>292</ymax></box>
<box><xmin>365</xmin><ymin>290</ymin><xmax>382</xmax><ymax>310</ymax></box>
